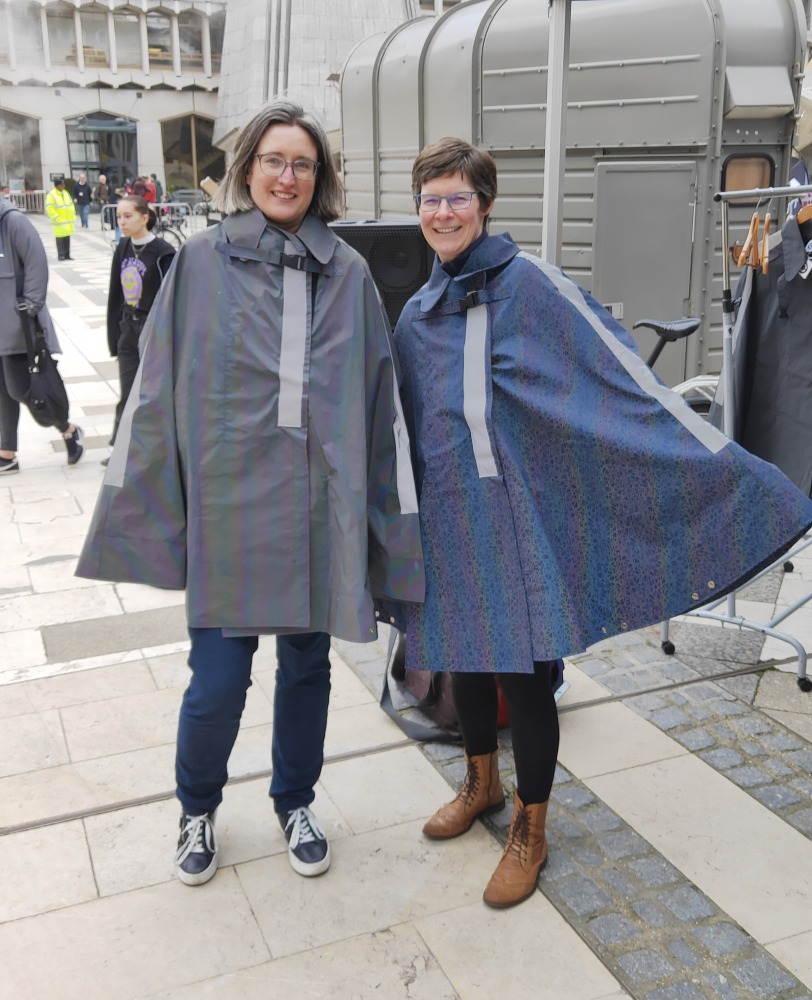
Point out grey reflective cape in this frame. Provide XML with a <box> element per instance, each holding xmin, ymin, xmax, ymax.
<box><xmin>77</xmin><ymin>209</ymin><xmax>424</xmax><ymax>642</ymax></box>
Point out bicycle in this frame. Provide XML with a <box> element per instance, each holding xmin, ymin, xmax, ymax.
<box><xmin>633</xmin><ymin>317</ymin><xmax>716</xmax><ymax>415</ymax></box>
<box><xmin>152</xmin><ymin>213</ymin><xmax>186</xmax><ymax>250</ymax></box>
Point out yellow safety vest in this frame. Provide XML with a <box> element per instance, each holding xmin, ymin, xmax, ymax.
<box><xmin>45</xmin><ymin>187</ymin><xmax>76</xmax><ymax>237</ymax></box>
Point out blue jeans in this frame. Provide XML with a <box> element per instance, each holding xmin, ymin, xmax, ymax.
<box><xmin>176</xmin><ymin>628</ymin><xmax>332</xmax><ymax>816</ymax></box>
<box><xmin>78</xmin><ymin>204</ymin><xmax>90</xmax><ymax>228</ymax></box>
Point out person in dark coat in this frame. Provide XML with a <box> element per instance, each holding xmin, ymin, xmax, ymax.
<box><xmin>103</xmin><ymin>195</ymin><xmax>176</xmax><ymax>460</ymax></box>
<box><xmin>0</xmin><ymin>198</ymin><xmax>83</xmax><ymax>473</ymax></box>
<box><xmin>76</xmin><ymin>101</ymin><xmax>423</xmax><ymax>888</ymax></box>
<box><xmin>73</xmin><ymin>173</ymin><xmax>92</xmax><ymax>228</ymax></box>
<box><xmin>386</xmin><ymin>138</ymin><xmax>812</xmax><ymax>910</ymax></box>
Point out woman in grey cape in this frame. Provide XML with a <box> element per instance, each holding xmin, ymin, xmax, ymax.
<box><xmin>77</xmin><ymin>101</ymin><xmax>423</xmax><ymax>886</ymax></box>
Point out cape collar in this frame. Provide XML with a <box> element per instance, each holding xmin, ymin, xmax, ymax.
<box><xmin>222</xmin><ymin>208</ymin><xmax>338</xmax><ymax>264</ymax></box>
<box><xmin>419</xmin><ymin>232</ymin><xmax>520</xmax><ymax>312</ymax></box>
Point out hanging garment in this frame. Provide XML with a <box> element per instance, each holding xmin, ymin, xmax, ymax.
<box><xmin>77</xmin><ymin>209</ymin><xmax>424</xmax><ymax>643</ymax></box>
<box><xmin>724</xmin><ymin>215</ymin><xmax>812</xmax><ymax>496</ymax></box>
<box><xmin>379</xmin><ymin>233</ymin><xmax>812</xmax><ymax>674</ymax></box>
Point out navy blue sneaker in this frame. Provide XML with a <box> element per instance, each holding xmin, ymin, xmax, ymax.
<box><xmin>0</xmin><ymin>456</ymin><xmax>19</xmax><ymax>475</ymax></box>
<box><xmin>280</xmin><ymin>806</ymin><xmax>331</xmax><ymax>877</ymax></box>
<box><xmin>64</xmin><ymin>425</ymin><xmax>84</xmax><ymax>466</ymax></box>
<box><xmin>174</xmin><ymin>811</ymin><xmax>218</xmax><ymax>886</ymax></box>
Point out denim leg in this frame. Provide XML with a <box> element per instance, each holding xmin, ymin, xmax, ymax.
<box><xmin>270</xmin><ymin>632</ymin><xmax>331</xmax><ymax>815</ymax></box>
<box><xmin>175</xmin><ymin>627</ymin><xmax>258</xmax><ymax>815</ymax></box>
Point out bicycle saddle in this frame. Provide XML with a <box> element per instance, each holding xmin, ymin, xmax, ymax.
<box><xmin>632</xmin><ymin>318</ymin><xmax>702</xmax><ymax>341</ymax></box>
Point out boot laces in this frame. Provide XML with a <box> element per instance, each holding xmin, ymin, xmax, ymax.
<box><xmin>504</xmin><ymin>806</ymin><xmax>531</xmax><ymax>862</ymax></box>
<box><xmin>461</xmin><ymin>758</ymin><xmax>482</xmax><ymax>805</ymax></box>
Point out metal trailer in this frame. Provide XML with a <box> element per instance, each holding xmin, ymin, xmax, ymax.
<box><xmin>340</xmin><ymin>0</ymin><xmax>805</xmax><ymax>388</ymax></box>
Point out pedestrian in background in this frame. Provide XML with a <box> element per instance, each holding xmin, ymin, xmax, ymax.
<box><xmin>0</xmin><ymin>196</ymin><xmax>84</xmax><ymax>473</ymax></box>
<box><xmin>44</xmin><ymin>176</ymin><xmax>75</xmax><ymax>261</ymax></box>
<box><xmin>93</xmin><ymin>174</ymin><xmax>110</xmax><ymax>230</ymax></box>
<box><xmin>384</xmin><ymin>136</ymin><xmax>812</xmax><ymax>910</ymax></box>
<box><xmin>143</xmin><ymin>176</ymin><xmax>157</xmax><ymax>204</ymax></box>
<box><xmin>76</xmin><ymin>99</ymin><xmax>423</xmax><ymax>888</ymax></box>
<box><xmin>104</xmin><ymin>195</ymin><xmax>176</xmax><ymax>460</ymax></box>
<box><xmin>150</xmin><ymin>173</ymin><xmax>164</xmax><ymax>203</ymax></box>
<box><xmin>73</xmin><ymin>173</ymin><xmax>92</xmax><ymax>229</ymax></box>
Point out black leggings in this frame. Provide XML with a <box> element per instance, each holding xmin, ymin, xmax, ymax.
<box><xmin>0</xmin><ymin>353</ymin><xmax>69</xmax><ymax>451</ymax></box>
<box><xmin>110</xmin><ymin>313</ymin><xmax>145</xmax><ymax>445</ymax></box>
<box><xmin>451</xmin><ymin>662</ymin><xmax>560</xmax><ymax>806</ymax></box>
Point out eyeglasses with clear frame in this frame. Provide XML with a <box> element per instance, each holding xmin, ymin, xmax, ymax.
<box><xmin>254</xmin><ymin>153</ymin><xmax>320</xmax><ymax>180</ymax></box>
<box><xmin>414</xmin><ymin>191</ymin><xmax>479</xmax><ymax>213</ymax></box>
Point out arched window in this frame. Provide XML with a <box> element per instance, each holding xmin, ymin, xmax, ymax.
<box><xmin>146</xmin><ymin>11</ymin><xmax>172</xmax><ymax>68</ymax></box>
<box><xmin>161</xmin><ymin>115</ymin><xmax>225</xmax><ymax>190</ymax></box>
<box><xmin>14</xmin><ymin>2</ymin><xmax>46</xmax><ymax>69</ymax></box>
<box><xmin>79</xmin><ymin>5</ymin><xmax>111</xmax><ymax>68</ymax></box>
<box><xmin>45</xmin><ymin>1</ymin><xmax>77</xmax><ymax>67</ymax></box>
<box><xmin>178</xmin><ymin>11</ymin><xmax>204</xmax><ymax>73</ymax></box>
<box><xmin>113</xmin><ymin>11</ymin><xmax>141</xmax><ymax>70</ymax></box>
<box><xmin>0</xmin><ymin>109</ymin><xmax>43</xmax><ymax>190</ymax></box>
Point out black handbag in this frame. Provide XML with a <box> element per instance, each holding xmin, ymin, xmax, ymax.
<box><xmin>19</xmin><ymin>307</ymin><xmax>70</xmax><ymax>428</ymax></box>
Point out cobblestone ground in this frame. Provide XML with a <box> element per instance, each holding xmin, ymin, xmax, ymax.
<box><xmin>334</xmin><ymin>567</ymin><xmax>812</xmax><ymax>1000</ymax></box>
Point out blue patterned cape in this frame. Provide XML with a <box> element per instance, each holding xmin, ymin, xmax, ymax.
<box><xmin>381</xmin><ymin>233</ymin><xmax>812</xmax><ymax>674</ymax></box>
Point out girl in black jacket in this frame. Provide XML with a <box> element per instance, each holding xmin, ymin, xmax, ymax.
<box><xmin>106</xmin><ymin>196</ymin><xmax>176</xmax><ymax>454</ymax></box>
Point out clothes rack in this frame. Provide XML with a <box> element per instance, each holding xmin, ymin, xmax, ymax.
<box><xmin>661</xmin><ymin>182</ymin><xmax>812</xmax><ymax>692</ymax></box>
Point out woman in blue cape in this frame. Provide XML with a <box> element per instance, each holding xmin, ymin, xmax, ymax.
<box><xmin>386</xmin><ymin>137</ymin><xmax>812</xmax><ymax>909</ymax></box>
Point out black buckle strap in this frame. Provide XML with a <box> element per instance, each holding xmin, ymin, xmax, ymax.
<box><xmin>459</xmin><ymin>289</ymin><xmax>481</xmax><ymax>311</ymax></box>
<box><xmin>216</xmin><ymin>241</ymin><xmax>328</xmax><ymax>274</ymax></box>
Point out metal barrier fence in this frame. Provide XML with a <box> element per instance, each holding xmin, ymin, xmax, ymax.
<box><xmin>101</xmin><ymin>200</ymin><xmax>211</xmax><ymax>236</ymax></box>
<box><xmin>4</xmin><ymin>190</ymin><xmax>45</xmax><ymax>213</ymax></box>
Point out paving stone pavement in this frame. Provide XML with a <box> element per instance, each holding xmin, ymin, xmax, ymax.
<box><xmin>335</xmin><ymin>558</ymin><xmax>812</xmax><ymax>1000</ymax></box>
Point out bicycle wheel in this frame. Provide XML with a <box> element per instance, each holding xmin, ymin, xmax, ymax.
<box><xmin>158</xmin><ymin>225</ymin><xmax>184</xmax><ymax>250</ymax></box>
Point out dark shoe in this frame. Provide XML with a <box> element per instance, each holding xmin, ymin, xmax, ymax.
<box><xmin>174</xmin><ymin>811</ymin><xmax>218</xmax><ymax>886</ymax></box>
<box><xmin>100</xmin><ymin>456</ymin><xmax>109</xmax><ymax>467</ymax></box>
<box><xmin>0</xmin><ymin>456</ymin><xmax>20</xmax><ymax>475</ymax></box>
<box><xmin>64</xmin><ymin>426</ymin><xmax>84</xmax><ymax>466</ymax></box>
<box><xmin>279</xmin><ymin>806</ymin><xmax>331</xmax><ymax>877</ymax></box>
<box><xmin>64</xmin><ymin>256</ymin><xmax>74</xmax><ymax>261</ymax></box>
<box><xmin>423</xmin><ymin>750</ymin><xmax>504</xmax><ymax>840</ymax></box>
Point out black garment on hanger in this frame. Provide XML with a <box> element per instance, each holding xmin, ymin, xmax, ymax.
<box><xmin>730</xmin><ymin>215</ymin><xmax>812</xmax><ymax>496</ymax></box>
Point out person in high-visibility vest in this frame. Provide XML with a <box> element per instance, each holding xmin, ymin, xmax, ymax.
<box><xmin>44</xmin><ymin>176</ymin><xmax>76</xmax><ymax>261</ymax></box>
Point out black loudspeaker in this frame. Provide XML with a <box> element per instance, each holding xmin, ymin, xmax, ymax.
<box><xmin>330</xmin><ymin>221</ymin><xmax>434</xmax><ymax>327</ymax></box>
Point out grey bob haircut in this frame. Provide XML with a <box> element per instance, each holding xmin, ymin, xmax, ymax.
<box><xmin>211</xmin><ymin>99</ymin><xmax>344</xmax><ymax>221</ymax></box>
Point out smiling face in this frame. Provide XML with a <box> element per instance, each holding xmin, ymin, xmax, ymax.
<box><xmin>245</xmin><ymin>123</ymin><xmax>318</xmax><ymax>232</ymax></box>
<box><xmin>116</xmin><ymin>199</ymin><xmax>150</xmax><ymax>241</ymax></box>
<box><xmin>418</xmin><ymin>171</ymin><xmax>492</xmax><ymax>263</ymax></box>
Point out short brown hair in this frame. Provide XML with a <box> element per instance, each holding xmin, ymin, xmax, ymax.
<box><xmin>411</xmin><ymin>137</ymin><xmax>497</xmax><ymax>214</ymax></box>
<box><xmin>212</xmin><ymin>99</ymin><xmax>344</xmax><ymax>220</ymax></box>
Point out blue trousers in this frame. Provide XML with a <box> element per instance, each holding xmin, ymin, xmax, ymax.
<box><xmin>176</xmin><ymin>628</ymin><xmax>332</xmax><ymax>816</ymax></box>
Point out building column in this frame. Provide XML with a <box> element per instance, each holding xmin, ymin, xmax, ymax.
<box><xmin>40</xmin><ymin>7</ymin><xmax>51</xmax><ymax>71</ymax></box>
<box><xmin>140</xmin><ymin>14</ymin><xmax>149</xmax><ymax>74</ymax></box>
<box><xmin>171</xmin><ymin>13</ymin><xmax>181</xmax><ymax>76</ymax></box>
<box><xmin>202</xmin><ymin>12</ymin><xmax>212</xmax><ymax>78</ymax></box>
<box><xmin>74</xmin><ymin>8</ymin><xmax>85</xmax><ymax>72</ymax></box>
<box><xmin>107</xmin><ymin>10</ymin><xmax>118</xmax><ymax>74</ymax></box>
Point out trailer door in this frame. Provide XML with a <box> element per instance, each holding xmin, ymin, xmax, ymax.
<box><xmin>592</xmin><ymin>161</ymin><xmax>697</xmax><ymax>387</ymax></box>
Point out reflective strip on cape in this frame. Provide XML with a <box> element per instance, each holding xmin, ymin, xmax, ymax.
<box><xmin>392</xmin><ymin>381</ymin><xmax>418</xmax><ymax>514</ymax></box>
<box><xmin>518</xmin><ymin>252</ymin><xmax>727</xmax><ymax>455</ymax></box>
<box><xmin>463</xmin><ymin>302</ymin><xmax>499</xmax><ymax>478</ymax></box>
<box><xmin>278</xmin><ymin>243</ymin><xmax>309</xmax><ymax>428</ymax></box>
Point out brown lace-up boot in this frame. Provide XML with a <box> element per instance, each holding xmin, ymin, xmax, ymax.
<box><xmin>482</xmin><ymin>792</ymin><xmax>548</xmax><ymax>908</ymax></box>
<box><xmin>422</xmin><ymin>750</ymin><xmax>504</xmax><ymax>840</ymax></box>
